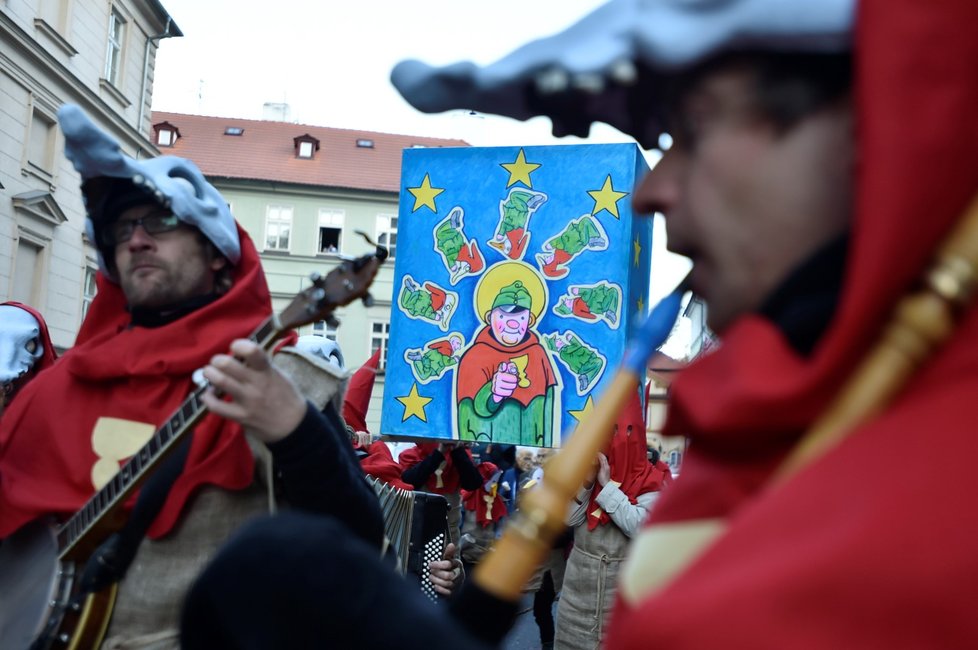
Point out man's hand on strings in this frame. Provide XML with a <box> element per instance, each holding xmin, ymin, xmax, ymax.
<box><xmin>201</xmin><ymin>339</ymin><xmax>306</xmax><ymax>443</ymax></box>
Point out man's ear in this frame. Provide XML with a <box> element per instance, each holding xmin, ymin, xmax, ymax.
<box><xmin>210</xmin><ymin>255</ymin><xmax>228</xmax><ymax>272</ymax></box>
<box><xmin>529</xmin><ymin>313</ymin><xmax>536</xmax><ymax>327</ymax></box>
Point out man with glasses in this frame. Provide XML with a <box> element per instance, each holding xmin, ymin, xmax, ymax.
<box><xmin>0</xmin><ymin>105</ymin><xmax>383</xmax><ymax>649</ymax></box>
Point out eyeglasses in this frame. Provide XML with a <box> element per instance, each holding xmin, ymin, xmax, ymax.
<box><xmin>106</xmin><ymin>212</ymin><xmax>183</xmax><ymax>246</ymax></box>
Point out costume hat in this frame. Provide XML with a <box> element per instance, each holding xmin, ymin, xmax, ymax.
<box><xmin>491</xmin><ymin>280</ymin><xmax>533</xmax><ymax>311</ymax></box>
<box><xmin>392</xmin><ymin>0</ymin><xmax>854</xmax><ymax>147</ymax></box>
<box><xmin>58</xmin><ymin>104</ymin><xmax>240</xmax><ymax>280</ymax></box>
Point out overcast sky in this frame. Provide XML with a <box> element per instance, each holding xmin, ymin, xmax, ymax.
<box><xmin>151</xmin><ymin>0</ymin><xmax>691</xmax><ymax>307</ymax></box>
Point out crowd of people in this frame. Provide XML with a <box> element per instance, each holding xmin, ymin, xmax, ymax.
<box><xmin>0</xmin><ymin>107</ymin><xmax>668</xmax><ymax>646</ymax></box>
<box><xmin>3</xmin><ymin>0</ymin><xmax>977</xmax><ymax>648</ymax></box>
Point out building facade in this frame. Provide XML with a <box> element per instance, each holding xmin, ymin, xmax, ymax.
<box><xmin>1</xmin><ymin>0</ymin><xmax>179</xmax><ymax>348</ymax></box>
<box><xmin>151</xmin><ymin>110</ymin><xmax>467</xmax><ymax>433</ymax></box>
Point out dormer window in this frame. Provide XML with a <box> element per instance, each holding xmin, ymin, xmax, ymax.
<box><xmin>152</xmin><ymin>121</ymin><xmax>180</xmax><ymax>147</ymax></box>
<box><xmin>225</xmin><ymin>126</ymin><xmax>244</xmax><ymax>136</ymax></box>
<box><xmin>356</xmin><ymin>139</ymin><xmax>374</xmax><ymax>148</ymax></box>
<box><xmin>294</xmin><ymin>134</ymin><xmax>320</xmax><ymax>159</ymax></box>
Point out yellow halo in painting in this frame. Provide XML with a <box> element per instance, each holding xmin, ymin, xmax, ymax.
<box><xmin>475</xmin><ymin>261</ymin><xmax>548</xmax><ymax>322</ymax></box>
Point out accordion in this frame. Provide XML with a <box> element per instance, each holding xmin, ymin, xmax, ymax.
<box><xmin>368</xmin><ymin>477</ymin><xmax>450</xmax><ymax>602</ymax></box>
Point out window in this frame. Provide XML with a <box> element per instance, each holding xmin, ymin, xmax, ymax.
<box><xmin>318</xmin><ymin>209</ymin><xmax>344</xmax><ymax>253</ymax></box>
<box><xmin>35</xmin><ymin>0</ymin><xmax>77</xmax><ymax>56</ymax></box>
<box><xmin>294</xmin><ymin>134</ymin><xmax>320</xmax><ymax>159</ymax></box>
<box><xmin>27</xmin><ymin>108</ymin><xmax>57</xmax><ymax>175</ymax></box>
<box><xmin>376</xmin><ymin>214</ymin><xmax>397</xmax><ymax>259</ymax></box>
<box><xmin>370</xmin><ymin>321</ymin><xmax>390</xmax><ymax>369</ymax></box>
<box><xmin>13</xmin><ymin>239</ymin><xmax>44</xmax><ymax>305</ymax></box>
<box><xmin>39</xmin><ymin>0</ymin><xmax>72</xmax><ymax>33</ymax></box>
<box><xmin>153</xmin><ymin>121</ymin><xmax>182</xmax><ymax>147</ymax></box>
<box><xmin>225</xmin><ymin>126</ymin><xmax>244</xmax><ymax>136</ymax></box>
<box><xmin>264</xmin><ymin>206</ymin><xmax>293</xmax><ymax>251</ymax></box>
<box><xmin>104</xmin><ymin>8</ymin><xmax>125</xmax><ymax>86</ymax></box>
<box><xmin>356</xmin><ymin>139</ymin><xmax>374</xmax><ymax>148</ymax></box>
<box><xmin>312</xmin><ymin>320</ymin><xmax>338</xmax><ymax>340</ymax></box>
<box><xmin>81</xmin><ymin>266</ymin><xmax>98</xmax><ymax>320</ymax></box>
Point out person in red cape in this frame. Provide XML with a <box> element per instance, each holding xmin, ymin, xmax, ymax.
<box><xmin>343</xmin><ymin>348</ymin><xmax>380</xmax><ymax>435</ymax></box>
<box><xmin>0</xmin><ymin>301</ymin><xmax>57</xmax><ymax>419</ymax></box>
<box><xmin>338</xmin><ymin>348</ymin><xmax>412</xmax><ymax>491</ymax></box>
<box><xmin>461</xmin><ymin>461</ymin><xmax>509</xmax><ymax>528</ymax></box>
<box><xmin>388</xmin><ymin>0</ymin><xmax>978</xmax><ymax>647</ymax></box>
<box><xmin>399</xmin><ymin>441</ymin><xmax>482</xmax><ymax>549</ymax></box>
<box><xmin>0</xmin><ymin>105</ymin><xmax>382</xmax><ymax>649</ymax></box>
<box><xmin>555</xmin><ymin>390</ymin><xmax>669</xmax><ymax>650</ymax></box>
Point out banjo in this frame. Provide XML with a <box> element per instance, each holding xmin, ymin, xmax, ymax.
<box><xmin>0</xmin><ymin>239</ymin><xmax>386</xmax><ymax>649</ymax></box>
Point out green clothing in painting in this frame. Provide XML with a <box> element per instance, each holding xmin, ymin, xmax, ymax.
<box><xmin>499</xmin><ymin>190</ymin><xmax>539</xmax><ymax>235</ymax></box>
<box><xmin>579</xmin><ymin>285</ymin><xmax>618</xmax><ymax>315</ymax></box>
<box><xmin>547</xmin><ymin>334</ymin><xmax>604</xmax><ymax>392</ymax></box>
<box><xmin>411</xmin><ymin>340</ymin><xmax>458</xmax><ymax>382</ymax></box>
<box><xmin>400</xmin><ymin>286</ymin><xmax>435</xmax><ymax>320</ymax></box>
<box><xmin>547</xmin><ymin>215</ymin><xmax>602</xmax><ymax>256</ymax></box>
<box><xmin>436</xmin><ymin>220</ymin><xmax>465</xmax><ymax>267</ymax></box>
<box><xmin>556</xmin><ymin>284</ymin><xmax>620</xmax><ymax>322</ymax></box>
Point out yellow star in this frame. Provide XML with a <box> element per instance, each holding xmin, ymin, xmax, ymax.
<box><xmin>637</xmin><ymin>295</ymin><xmax>645</xmax><ymax>313</ymax></box>
<box><xmin>633</xmin><ymin>238</ymin><xmax>642</xmax><ymax>267</ymax></box>
<box><xmin>568</xmin><ymin>395</ymin><xmax>596</xmax><ymax>423</ymax></box>
<box><xmin>396</xmin><ymin>383</ymin><xmax>433</xmax><ymax>422</ymax></box>
<box><xmin>587</xmin><ymin>175</ymin><xmax>629</xmax><ymax>219</ymax></box>
<box><xmin>500</xmin><ymin>149</ymin><xmax>541</xmax><ymax>188</ymax></box>
<box><xmin>407</xmin><ymin>173</ymin><xmax>445</xmax><ymax>213</ymax></box>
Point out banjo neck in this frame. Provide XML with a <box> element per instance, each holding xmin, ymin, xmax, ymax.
<box><xmin>57</xmin><ymin>315</ymin><xmax>281</xmax><ymax>561</ymax></box>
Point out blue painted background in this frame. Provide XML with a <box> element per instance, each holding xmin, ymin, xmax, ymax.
<box><xmin>381</xmin><ymin>143</ymin><xmax>652</xmax><ymax>447</ymax></box>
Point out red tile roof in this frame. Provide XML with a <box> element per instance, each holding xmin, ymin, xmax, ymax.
<box><xmin>150</xmin><ymin>111</ymin><xmax>468</xmax><ymax>194</ymax></box>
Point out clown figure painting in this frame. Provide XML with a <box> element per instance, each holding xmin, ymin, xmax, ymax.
<box><xmin>455</xmin><ymin>262</ymin><xmax>560</xmax><ymax>446</ymax></box>
<box><xmin>382</xmin><ymin>144</ymin><xmax>654</xmax><ymax>448</ymax></box>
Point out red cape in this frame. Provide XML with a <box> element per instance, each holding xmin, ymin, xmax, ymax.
<box><xmin>588</xmin><ymin>391</ymin><xmax>669</xmax><ymax>530</ymax></box>
<box><xmin>343</xmin><ymin>349</ymin><xmax>381</xmax><ymax>433</ymax></box>
<box><xmin>0</xmin><ymin>225</ymin><xmax>271</xmax><ymax>539</ymax></box>
<box><xmin>360</xmin><ymin>440</ymin><xmax>412</xmax><ymax>491</ymax></box>
<box><xmin>608</xmin><ymin>1</ymin><xmax>978</xmax><ymax>647</ymax></box>
<box><xmin>461</xmin><ymin>461</ymin><xmax>508</xmax><ymax>526</ymax></box>
<box><xmin>398</xmin><ymin>442</ymin><xmax>474</xmax><ymax>494</ymax></box>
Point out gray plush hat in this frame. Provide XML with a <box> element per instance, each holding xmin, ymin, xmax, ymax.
<box><xmin>391</xmin><ymin>0</ymin><xmax>855</xmax><ymax>147</ymax></box>
<box><xmin>58</xmin><ymin>104</ymin><xmax>240</xmax><ymax>281</ymax></box>
<box><xmin>294</xmin><ymin>335</ymin><xmax>345</xmax><ymax>370</ymax></box>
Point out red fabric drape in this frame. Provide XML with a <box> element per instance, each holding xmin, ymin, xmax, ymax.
<box><xmin>461</xmin><ymin>461</ymin><xmax>507</xmax><ymax>526</ymax></box>
<box><xmin>0</xmin><ymin>225</ymin><xmax>271</xmax><ymax>539</ymax></box>
<box><xmin>588</xmin><ymin>390</ymin><xmax>669</xmax><ymax>530</ymax></box>
<box><xmin>608</xmin><ymin>1</ymin><xmax>978</xmax><ymax>647</ymax></box>
<box><xmin>342</xmin><ymin>349</ymin><xmax>381</xmax><ymax>433</ymax></box>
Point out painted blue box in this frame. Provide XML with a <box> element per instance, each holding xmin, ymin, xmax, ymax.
<box><xmin>381</xmin><ymin>144</ymin><xmax>652</xmax><ymax>447</ymax></box>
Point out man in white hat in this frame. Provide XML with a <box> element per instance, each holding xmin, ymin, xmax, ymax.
<box><xmin>392</xmin><ymin>0</ymin><xmax>978</xmax><ymax>647</ymax></box>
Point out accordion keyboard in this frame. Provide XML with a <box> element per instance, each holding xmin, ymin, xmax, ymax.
<box><xmin>368</xmin><ymin>477</ymin><xmax>449</xmax><ymax>602</ymax></box>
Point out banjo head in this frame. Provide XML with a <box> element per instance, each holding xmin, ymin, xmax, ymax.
<box><xmin>0</xmin><ymin>521</ymin><xmax>62</xmax><ymax>648</ymax></box>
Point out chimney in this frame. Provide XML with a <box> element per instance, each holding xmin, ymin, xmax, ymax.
<box><xmin>262</xmin><ymin>102</ymin><xmax>292</xmax><ymax>122</ymax></box>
